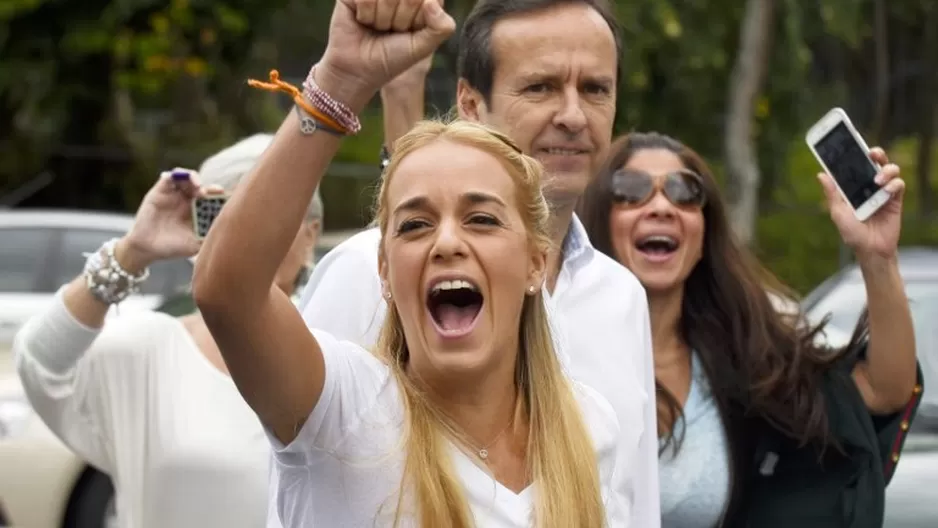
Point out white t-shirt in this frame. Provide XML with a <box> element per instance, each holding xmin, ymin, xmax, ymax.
<box><xmin>14</xmin><ymin>296</ymin><xmax>270</xmax><ymax>528</ymax></box>
<box><xmin>268</xmin><ymin>329</ymin><xmax>624</xmax><ymax>527</ymax></box>
<box><xmin>291</xmin><ymin>216</ymin><xmax>660</xmax><ymax>527</ymax></box>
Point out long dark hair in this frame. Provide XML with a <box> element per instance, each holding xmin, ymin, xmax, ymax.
<box><xmin>578</xmin><ymin>132</ymin><xmax>867</xmax><ymax>453</ymax></box>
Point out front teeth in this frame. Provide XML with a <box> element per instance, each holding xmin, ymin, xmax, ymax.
<box><xmin>545</xmin><ymin>148</ymin><xmax>582</xmax><ymax>155</ymax></box>
<box><xmin>642</xmin><ymin>235</ymin><xmax>676</xmax><ymax>245</ymax></box>
<box><xmin>431</xmin><ymin>279</ymin><xmax>478</xmax><ymax>293</ymax></box>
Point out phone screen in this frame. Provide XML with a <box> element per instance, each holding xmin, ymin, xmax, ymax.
<box><xmin>813</xmin><ymin>122</ymin><xmax>882</xmax><ymax>209</ymax></box>
<box><xmin>193</xmin><ymin>196</ymin><xmax>229</xmax><ymax>238</ymax></box>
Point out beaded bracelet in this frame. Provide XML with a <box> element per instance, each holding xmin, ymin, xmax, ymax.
<box><xmin>82</xmin><ymin>238</ymin><xmax>150</xmax><ymax>305</ymax></box>
<box><xmin>302</xmin><ymin>66</ymin><xmax>362</xmax><ymax>135</ymax></box>
<box><xmin>247</xmin><ymin>70</ymin><xmax>348</xmax><ymax>135</ymax></box>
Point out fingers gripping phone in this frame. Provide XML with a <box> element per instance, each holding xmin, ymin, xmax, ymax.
<box><xmin>191</xmin><ymin>195</ymin><xmax>231</xmax><ymax>239</ymax></box>
<box><xmin>805</xmin><ymin>107</ymin><xmax>891</xmax><ymax>221</ymax></box>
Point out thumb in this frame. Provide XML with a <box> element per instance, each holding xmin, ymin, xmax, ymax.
<box><xmin>412</xmin><ymin>0</ymin><xmax>455</xmax><ymax>57</ymax></box>
<box><xmin>817</xmin><ymin>172</ymin><xmax>842</xmax><ymax>207</ymax></box>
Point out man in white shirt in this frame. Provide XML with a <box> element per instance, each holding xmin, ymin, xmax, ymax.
<box><xmin>291</xmin><ymin>0</ymin><xmax>660</xmax><ymax>525</ymax></box>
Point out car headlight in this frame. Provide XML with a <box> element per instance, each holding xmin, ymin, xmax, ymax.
<box><xmin>0</xmin><ymin>396</ymin><xmax>32</xmax><ymax>438</ymax></box>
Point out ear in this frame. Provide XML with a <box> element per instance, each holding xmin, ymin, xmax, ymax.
<box><xmin>527</xmin><ymin>245</ymin><xmax>548</xmax><ymax>295</ymax></box>
<box><xmin>378</xmin><ymin>248</ymin><xmax>391</xmax><ymax>300</ymax></box>
<box><xmin>456</xmin><ymin>78</ymin><xmax>485</xmax><ymax>122</ymax></box>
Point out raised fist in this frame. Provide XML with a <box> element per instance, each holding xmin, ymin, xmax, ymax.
<box><xmin>315</xmin><ymin>0</ymin><xmax>455</xmax><ymax>109</ymax></box>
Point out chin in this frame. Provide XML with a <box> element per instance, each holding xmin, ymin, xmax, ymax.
<box><xmin>424</xmin><ymin>346</ymin><xmax>495</xmax><ymax>377</ymax></box>
<box><xmin>628</xmin><ymin>266</ymin><xmax>684</xmax><ymax>294</ymax></box>
<box><xmin>641</xmin><ymin>280</ymin><xmax>682</xmax><ymax>296</ymax></box>
<box><xmin>541</xmin><ymin>175</ymin><xmax>590</xmax><ymax>204</ymax></box>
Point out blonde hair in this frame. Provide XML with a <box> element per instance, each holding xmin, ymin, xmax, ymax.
<box><xmin>374</xmin><ymin>119</ymin><xmax>605</xmax><ymax>527</ymax></box>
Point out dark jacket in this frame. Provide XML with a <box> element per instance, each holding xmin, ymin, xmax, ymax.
<box><xmin>720</xmin><ymin>352</ymin><xmax>925</xmax><ymax>528</ymax></box>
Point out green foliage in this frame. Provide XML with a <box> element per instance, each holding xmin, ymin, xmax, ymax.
<box><xmin>1</xmin><ymin>0</ymin><xmax>936</xmax><ymax>299</ymax></box>
<box><xmin>756</xmin><ymin>136</ymin><xmax>938</xmax><ymax>293</ymax></box>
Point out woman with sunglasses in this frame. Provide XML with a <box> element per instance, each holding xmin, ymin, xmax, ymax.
<box><xmin>578</xmin><ymin>132</ymin><xmax>923</xmax><ymax>527</ymax></box>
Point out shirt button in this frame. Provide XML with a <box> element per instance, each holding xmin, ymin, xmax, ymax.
<box><xmin>900</xmin><ymin>420</ymin><xmax>910</xmax><ymax>431</ymax></box>
<box><xmin>892</xmin><ymin>453</ymin><xmax>900</xmax><ymax>463</ymax></box>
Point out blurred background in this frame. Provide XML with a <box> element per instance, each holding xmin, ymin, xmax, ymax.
<box><xmin>1</xmin><ymin>0</ymin><xmax>936</xmax><ymax>291</ymax></box>
<box><xmin>0</xmin><ymin>0</ymin><xmax>936</xmax><ymax>527</ymax></box>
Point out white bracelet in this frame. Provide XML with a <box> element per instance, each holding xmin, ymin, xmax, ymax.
<box><xmin>82</xmin><ymin>238</ymin><xmax>150</xmax><ymax>305</ymax></box>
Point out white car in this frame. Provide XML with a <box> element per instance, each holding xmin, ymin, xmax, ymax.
<box><xmin>0</xmin><ymin>210</ymin><xmax>195</xmax><ymax>347</ymax></box>
<box><xmin>803</xmin><ymin>248</ymin><xmax>938</xmax><ymax>527</ymax></box>
<box><xmin>0</xmin><ymin>209</ymin><xmax>193</xmax><ymax>528</ymax></box>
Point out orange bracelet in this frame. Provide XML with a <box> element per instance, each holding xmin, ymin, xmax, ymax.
<box><xmin>247</xmin><ymin>70</ymin><xmax>347</xmax><ymax>135</ymax></box>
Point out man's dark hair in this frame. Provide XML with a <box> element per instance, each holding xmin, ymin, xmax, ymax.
<box><xmin>457</xmin><ymin>0</ymin><xmax>622</xmax><ymax>103</ymax></box>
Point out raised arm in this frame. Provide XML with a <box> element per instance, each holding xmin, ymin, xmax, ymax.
<box><xmin>191</xmin><ymin>0</ymin><xmax>454</xmax><ymax>444</ymax></box>
<box><xmin>380</xmin><ymin>56</ymin><xmax>432</xmax><ymax>149</ymax></box>
<box><xmin>818</xmin><ymin>147</ymin><xmax>917</xmax><ymax>413</ymax></box>
<box><xmin>14</xmin><ymin>171</ymin><xmax>204</xmax><ymax>469</ymax></box>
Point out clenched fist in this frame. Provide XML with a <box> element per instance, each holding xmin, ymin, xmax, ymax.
<box><xmin>313</xmin><ymin>0</ymin><xmax>455</xmax><ymax>111</ymax></box>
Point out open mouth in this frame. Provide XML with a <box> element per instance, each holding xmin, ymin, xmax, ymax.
<box><xmin>635</xmin><ymin>235</ymin><xmax>679</xmax><ymax>257</ymax></box>
<box><xmin>426</xmin><ymin>279</ymin><xmax>484</xmax><ymax>336</ymax></box>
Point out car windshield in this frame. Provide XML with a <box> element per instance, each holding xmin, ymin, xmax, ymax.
<box><xmin>806</xmin><ymin>279</ymin><xmax>938</xmax><ymax>415</ymax></box>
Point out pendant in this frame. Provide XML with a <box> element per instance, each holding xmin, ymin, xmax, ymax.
<box><xmin>479</xmin><ymin>449</ymin><xmax>488</xmax><ymax>460</ymax></box>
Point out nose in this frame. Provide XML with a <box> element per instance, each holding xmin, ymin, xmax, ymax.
<box><xmin>551</xmin><ymin>85</ymin><xmax>588</xmax><ymax>135</ymax></box>
<box><xmin>645</xmin><ymin>191</ymin><xmax>675</xmax><ymax>219</ymax></box>
<box><xmin>430</xmin><ymin>219</ymin><xmax>468</xmax><ymax>262</ymax></box>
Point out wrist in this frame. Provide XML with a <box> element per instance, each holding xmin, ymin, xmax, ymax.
<box><xmin>381</xmin><ymin>76</ymin><xmax>428</xmax><ymax>98</ymax></box>
<box><xmin>856</xmin><ymin>251</ymin><xmax>900</xmax><ymax>280</ymax></box>
<box><xmin>114</xmin><ymin>237</ymin><xmax>154</xmax><ymax>274</ymax></box>
<box><xmin>312</xmin><ymin>62</ymin><xmax>374</xmax><ymax>115</ymax></box>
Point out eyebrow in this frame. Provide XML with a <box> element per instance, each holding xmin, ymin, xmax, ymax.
<box><xmin>517</xmin><ymin>70</ymin><xmax>615</xmax><ymax>88</ymax></box>
<box><xmin>392</xmin><ymin>191</ymin><xmax>508</xmax><ymax>216</ymax></box>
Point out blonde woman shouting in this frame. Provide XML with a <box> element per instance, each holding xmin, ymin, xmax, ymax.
<box><xmin>192</xmin><ymin>2</ymin><xmax>622</xmax><ymax>526</ymax></box>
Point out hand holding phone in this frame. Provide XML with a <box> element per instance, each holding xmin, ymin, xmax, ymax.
<box><xmin>192</xmin><ymin>194</ymin><xmax>231</xmax><ymax>240</ymax></box>
<box><xmin>806</xmin><ymin>108</ymin><xmax>906</xmax><ymax>259</ymax></box>
<box><xmin>805</xmin><ymin>107</ymin><xmax>891</xmax><ymax>222</ymax></box>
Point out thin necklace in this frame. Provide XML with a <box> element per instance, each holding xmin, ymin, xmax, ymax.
<box><xmin>476</xmin><ymin>419</ymin><xmax>514</xmax><ymax>461</ymax></box>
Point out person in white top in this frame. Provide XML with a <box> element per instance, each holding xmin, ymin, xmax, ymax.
<box><xmin>293</xmin><ymin>1</ymin><xmax>662</xmax><ymax>525</ymax></box>
<box><xmin>13</xmin><ymin>134</ymin><xmax>324</xmax><ymax>528</ymax></box>
<box><xmin>191</xmin><ymin>5</ymin><xmax>624</xmax><ymax>525</ymax></box>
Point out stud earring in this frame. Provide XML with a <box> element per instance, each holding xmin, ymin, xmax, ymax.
<box><xmin>528</xmin><ymin>285</ymin><xmax>536</xmax><ymax>294</ymax></box>
<box><xmin>384</xmin><ymin>291</ymin><xmax>392</xmax><ymax>300</ymax></box>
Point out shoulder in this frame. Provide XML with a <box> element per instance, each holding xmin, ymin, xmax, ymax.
<box><xmin>310</xmin><ymin>329</ymin><xmax>390</xmax><ymax>382</ymax></box>
<box><xmin>327</xmin><ymin>228</ymin><xmax>381</xmax><ymax>261</ymax></box>
<box><xmin>586</xmin><ymin>250</ymin><xmax>646</xmax><ymax>297</ymax></box>
<box><xmin>304</xmin><ymin>228</ymin><xmax>381</xmax><ymax>288</ymax></box>
<box><xmin>98</xmin><ymin>311</ymin><xmax>185</xmax><ymax>348</ymax></box>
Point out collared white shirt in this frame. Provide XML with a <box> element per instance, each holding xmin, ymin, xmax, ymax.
<box><xmin>276</xmin><ymin>215</ymin><xmax>660</xmax><ymax>527</ymax></box>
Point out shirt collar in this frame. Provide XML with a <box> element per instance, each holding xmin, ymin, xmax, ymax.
<box><xmin>561</xmin><ymin>214</ymin><xmax>594</xmax><ymax>273</ymax></box>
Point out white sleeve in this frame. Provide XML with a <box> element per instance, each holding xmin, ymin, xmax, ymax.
<box><xmin>297</xmin><ymin>239</ymin><xmax>385</xmax><ymax>347</ymax></box>
<box><xmin>628</xmin><ymin>288</ymin><xmax>662</xmax><ymax>528</ymax></box>
<box><xmin>13</xmin><ymin>292</ymin><xmax>150</xmax><ymax>474</ymax></box>
<box><xmin>265</xmin><ymin>329</ymin><xmax>389</xmax><ymax>464</ymax></box>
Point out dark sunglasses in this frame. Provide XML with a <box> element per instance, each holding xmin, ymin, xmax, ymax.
<box><xmin>610</xmin><ymin>168</ymin><xmax>707</xmax><ymax>209</ymax></box>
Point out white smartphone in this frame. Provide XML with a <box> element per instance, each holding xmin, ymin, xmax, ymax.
<box><xmin>191</xmin><ymin>194</ymin><xmax>231</xmax><ymax>240</ymax></box>
<box><xmin>805</xmin><ymin>107</ymin><xmax>891</xmax><ymax>221</ymax></box>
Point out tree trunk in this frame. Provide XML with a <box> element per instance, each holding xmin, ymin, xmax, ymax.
<box><xmin>725</xmin><ymin>0</ymin><xmax>776</xmax><ymax>246</ymax></box>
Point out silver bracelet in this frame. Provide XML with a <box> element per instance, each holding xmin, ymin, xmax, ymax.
<box><xmin>294</xmin><ymin>104</ymin><xmax>343</xmax><ymax>137</ymax></box>
<box><xmin>82</xmin><ymin>238</ymin><xmax>150</xmax><ymax>305</ymax></box>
